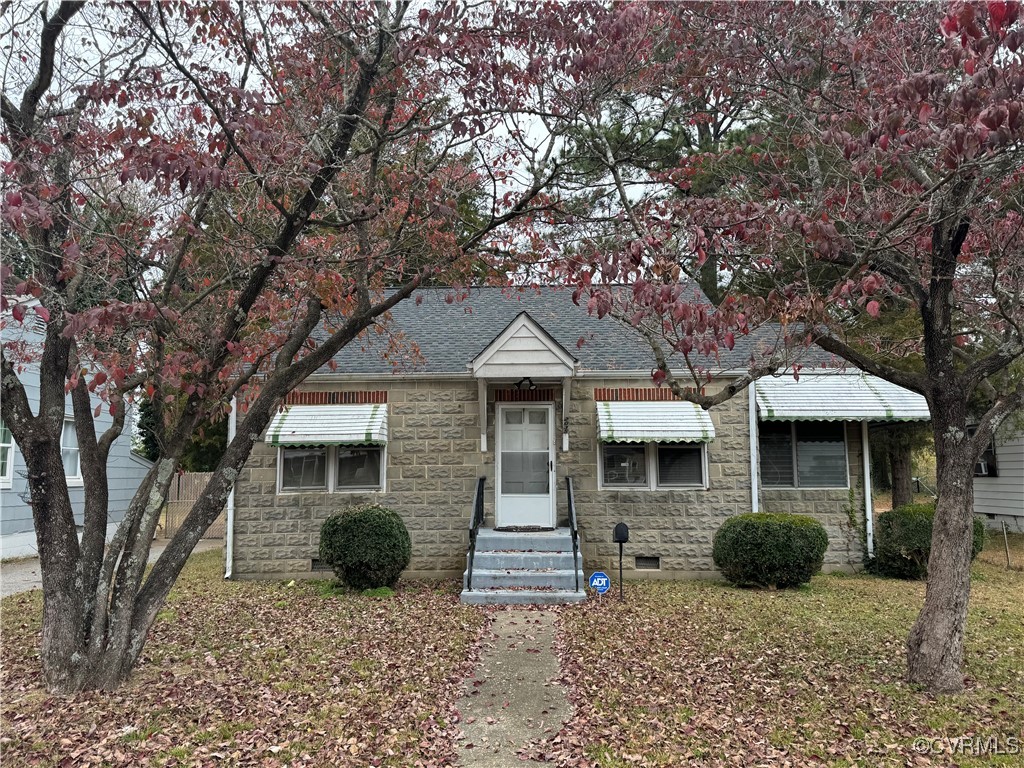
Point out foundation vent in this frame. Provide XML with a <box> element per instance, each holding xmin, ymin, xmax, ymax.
<box><xmin>635</xmin><ymin>556</ymin><xmax>661</xmax><ymax>571</ymax></box>
<box><xmin>310</xmin><ymin>558</ymin><xmax>333</xmax><ymax>572</ymax></box>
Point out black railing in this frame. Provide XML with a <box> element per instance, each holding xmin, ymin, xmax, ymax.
<box><xmin>465</xmin><ymin>477</ymin><xmax>486</xmax><ymax>591</ymax></box>
<box><xmin>567</xmin><ymin>476</ymin><xmax>580</xmax><ymax>592</ymax></box>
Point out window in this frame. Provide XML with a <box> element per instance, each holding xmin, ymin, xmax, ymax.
<box><xmin>278</xmin><ymin>445</ymin><xmax>385</xmax><ymax>493</ymax></box>
<box><xmin>336</xmin><ymin>446</ymin><xmax>383</xmax><ymax>489</ymax></box>
<box><xmin>759</xmin><ymin>421</ymin><xmax>848</xmax><ymax>488</ymax></box>
<box><xmin>0</xmin><ymin>419</ymin><xmax>13</xmax><ymax>487</ymax></box>
<box><xmin>600</xmin><ymin>442</ymin><xmax>706</xmax><ymax>489</ymax></box>
<box><xmin>602</xmin><ymin>444</ymin><xmax>647</xmax><ymax>487</ymax></box>
<box><xmin>61</xmin><ymin>419</ymin><xmax>81</xmax><ymax>481</ymax></box>
<box><xmin>280</xmin><ymin>448</ymin><xmax>327</xmax><ymax>491</ymax></box>
<box><xmin>967</xmin><ymin>426</ymin><xmax>998</xmax><ymax>477</ymax></box>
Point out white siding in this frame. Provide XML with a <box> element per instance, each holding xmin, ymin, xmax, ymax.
<box><xmin>974</xmin><ymin>428</ymin><xmax>1024</xmax><ymax>518</ymax></box>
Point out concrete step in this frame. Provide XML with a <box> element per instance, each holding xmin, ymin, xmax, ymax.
<box><xmin>460</xmin><ymin>588</ymin><xmax>587</xmax><ymax>605</ymax></box>
<box><xmin>473</xmin><ymin>551</ymin><xmax>576</xmax><ymax>570</ymax></box>
<box><xmin>474</xmin><ymin>528</ymin><xmax>575</xmax><ymax>552</ymax></box>
<box><xmin>465</xmin><ymin>568</ymin><xmax>584</xmax><ymax>591</ymax></box>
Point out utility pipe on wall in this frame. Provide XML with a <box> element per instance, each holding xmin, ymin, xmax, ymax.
<box><xmin>224</xmin><ymin>396</ymin><xmax>238</xmax><ymax>579</ymax></box>
<box><xmin>748</xmin><ymin>383</ymin><xmax>759</xmax><ymax>514</ymax></box>
<box><xmin>862</xmin><ymin>420</ymin><xmax>874</xmax><ymax>558</ymax></box>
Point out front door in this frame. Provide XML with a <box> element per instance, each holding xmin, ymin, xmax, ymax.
<box><xmin>496</xmin><ymin>404</ymin><xmax>555</xmax><ymax>528</ymax></box>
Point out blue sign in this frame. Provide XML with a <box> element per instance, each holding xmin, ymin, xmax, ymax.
<box><xmin>589</xmin><ymin>571</ymin><xmax>611</xmax><ymax>594</ymax></box>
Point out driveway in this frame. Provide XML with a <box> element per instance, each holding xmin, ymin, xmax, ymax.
<box><xmin>1</xmin><ymin>540</ymin><xmax>223</xmax><ymax>598</ymax></box>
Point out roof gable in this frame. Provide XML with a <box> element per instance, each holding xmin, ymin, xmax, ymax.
<box><xmin>471</xmin><ymin>311</ymin><xmax>576</xmax><ymax>378</ymax></box>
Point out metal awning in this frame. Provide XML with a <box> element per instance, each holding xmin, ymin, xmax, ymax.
<box><xmin>266</xmin><ymin>404</ymin><xmax>388</xmax><ymax>446</ymax></box>
<box><xmin>596</xmin><ymin>400</ymin><xmax>716</xmax><ymax>443</ymax></box>
<box><xmin>755</xmin><ymin>373</ymin><xmax>930</xmax><ymax>422</ymax></box>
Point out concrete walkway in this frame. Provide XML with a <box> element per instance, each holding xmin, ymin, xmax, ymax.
<box><xmin>0</xmin><ymin>540</ymin><xmax>223</xmax><ymax>598</ymax></box>
<box><xmin>457</xmin><ymin>609</ymin><xmax>569</xmax><ymax>767</ymax></box>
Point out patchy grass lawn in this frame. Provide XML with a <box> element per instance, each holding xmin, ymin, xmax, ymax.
<box><xmin>536</xmin><ymin>535</ymin><xmax>1024</xmax><ymax>768</ymax></box>
<box><xmin>0</xmin><ymin>551</ymin><xmax>487</xmax><ymax>767</ymax></box>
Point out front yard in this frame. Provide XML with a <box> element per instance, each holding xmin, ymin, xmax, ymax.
<box><xmin>0</xmin><ymin>553</ymin><xmax>486</xmax><ymax>767</ymax></box>
<box><xmin>2</xmin><ymin>537</ymin><xmax>1022</xmax><ymax>768</ymax></box>
<box><xmin>533</xmin><ymin>533</ymin><xmax>1024</xmax><ymax>767</ymax></box>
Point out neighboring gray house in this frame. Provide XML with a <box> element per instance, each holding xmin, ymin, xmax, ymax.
<box><xmin>973</xmin><ymin>423</ymin><xmax>1024</xmax><ymax>533</ymax></box>
<box><xmin>1</xmin><ymin>310</ymin><xmax>151</xmax><ymax>559</ymax></box>
<box><xmin>227</xmin><ymin>286</ymin><xmax>933</xmax><ymax>603</ymax></box>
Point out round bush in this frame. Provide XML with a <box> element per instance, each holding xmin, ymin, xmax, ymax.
<box><xmin>712</xmin><ymin>513</ymin><xmax>829</xmax><ymax>588</ymax></box>
<box><xmin>872</xmin><ymin>502</ymin><xmax>984</xmax><ymax>580</ymax></box>
<box><xmin>319</xmin><ymin>504</ymin><xmax>412</xmax><ymax>590</ymax></box>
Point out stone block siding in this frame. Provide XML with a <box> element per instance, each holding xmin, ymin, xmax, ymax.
<box><xmin>233</xmin><ymin>379</ymin><xmax>488</xmax><ymax>580</ymax></box>
<box><xmin>231</xmin><ymin>377</ymin><xmax>869</xmax><ymax>581</ymax></box>
<box><xmin>571</xmin><ymin>378</ymin><xmax>752</xmax><ymax>578</ymax></box>
<box><xmin>759</xmin><ymin>422</ymin><xmax>867</xmax><ymax>570</ymax></box>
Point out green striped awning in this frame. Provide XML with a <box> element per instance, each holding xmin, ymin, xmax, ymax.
<box><xmin>266</xmin><ymin>404</ymin><xmax>388</xmax><ymax>447</ymax></box>
<box><xmin>755</xmin><ymin>373</ymin><xmax>930</xmax><ymax>422</ymax></box>
<box><xmin>596</xmin><ymin>401</ymin><xmax>716</xmax><ymax>443</ymax></box>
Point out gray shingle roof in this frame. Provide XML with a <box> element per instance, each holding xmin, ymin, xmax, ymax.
<box><xmin>321</xmin><ymin>285</ymin><xmax>832</xmax><ymax>376</ymax></box>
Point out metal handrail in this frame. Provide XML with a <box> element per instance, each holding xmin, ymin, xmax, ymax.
<box><xmin>465</xmin><ymin>477</ymin><xmax>486</xmax><ymax>591</ymax></box>
<box><xmin>567</xmin><ymin>476</ymin><xmax>580</xmax><ymax>592</ymax></box>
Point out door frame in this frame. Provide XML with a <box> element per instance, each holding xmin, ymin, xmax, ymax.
<box><xmin>495</xmin><ymin>402</ymin><xmax>556</xmax><ymax>528</ymax></box>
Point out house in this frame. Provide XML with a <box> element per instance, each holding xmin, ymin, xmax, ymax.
<box><xmin>972</xmin><ymin>423</ymin><xmax>1024</xmax><ymax>533</ymax></box>
<box><xmin>0</xmin><ymin>310</ymin><xmax>152</xmax><ymax>559</ymax></box>
<box><xmin>226</xmin><ymin>286</ymin><xmax>932</xmax><ymax>602</ymax></box>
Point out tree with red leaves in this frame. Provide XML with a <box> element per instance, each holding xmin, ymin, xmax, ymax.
<box><xmin>556</xmin><ymin>1</ymin><xmax>1024</xmax><ymax>692</ymax></box>
<box><xmin>1</xmin><ymin>1</ymin><xmax>564</xmax><ymax>692</ymax></box>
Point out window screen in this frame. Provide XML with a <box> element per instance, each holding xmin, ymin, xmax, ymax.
<box><xmin>795</xmin><ymin>422</ymin><xmax>846</xmax><ymax>487</ymax></box>
<box><xmin>759</xmin><ymin>422</ymin><xmax>794</xmax><ymax>487</ymax></box>
<box><xmin>0</xmin><ymin>419</ymin><xmax>12</xmax><ymax>480</ymax></box>
<box><xmin>602</xmin><ymin>444</ymin><xmax>647</xmax><ymax>486</ymax></box>
<box><xmin>61</xmin><ymin>420</ymin><xmax>81</xmax><ymax>478</ymax></box>
<box><xmin>336</xmin><ymin>446</ymin><xmax>382</xmax><ymax>489</ymax></box>
<box><xmin>281</xmin><ymin>447</ymin><xmax>327</xmax><ymax>490</ymax></box>
<box><xmin>657</xmin><ymin>444</ymin><xmax>703</xmax><ymax>486</ymax></box>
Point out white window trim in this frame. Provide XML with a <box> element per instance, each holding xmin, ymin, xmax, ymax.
<box><xmin>62</xmin><ymin>418</ymin><xmax>83</xmax><ymax>486</ymax></box>
<box><xmin>0</xmin><ymin>420</ymin><xmax>14</xmax><ymax>489</ymax></box>
<box><xmin>598</xmin><ymin>442</ymin><xmax>709</xmax><ymax>491</ymax></box>
<box><xmin>276</xmin><ymin>445</ymin><xmax>386</xmax><ymax>494</ymax></box>
<box><xmin>760</xmin><ymin>421</ymin><xmax>850</xmax><ymax>490</ymax></box>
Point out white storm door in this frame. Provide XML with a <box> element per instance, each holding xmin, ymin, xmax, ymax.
<box><xmin>496</xmin><ymin>404</ymin><xmax>555</xmax><ymax>528</ymax></box>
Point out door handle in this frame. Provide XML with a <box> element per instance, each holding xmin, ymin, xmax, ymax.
<box><xmin>549</xmin><ymin>460</ymin><xmax>553</xmax><ymax>472</ymax></box>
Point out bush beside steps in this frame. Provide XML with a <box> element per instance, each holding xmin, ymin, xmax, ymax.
<box><xmin>871</xmin><ymin>502</ymin><xmax>984</xmax><ymax>580</ymax></box>
<box><xmin>713</xmin><ymin>513</ymin><xmax>829</xmax><ymax>589</ymax></box>
<box><xmin>319</xmin><ymin>504</ymin><xmax>412</xmax><ymax>590</ymax></box>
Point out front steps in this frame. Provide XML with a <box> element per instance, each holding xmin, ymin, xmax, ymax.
<box><xmin>460</xmin><ymin>528</ymin><xmax>586</xmax><ymax>605</ymax></box>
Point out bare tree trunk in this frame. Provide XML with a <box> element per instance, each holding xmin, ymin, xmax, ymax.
<box><xmin>905</xmin><ymin>466</ymin><xmax>974</xmax><ymax>691</ymax></box>
<box><xmin>890</xmin><ymin>443</ymin><xmax>914</xmax><ymax>509</ymax></box>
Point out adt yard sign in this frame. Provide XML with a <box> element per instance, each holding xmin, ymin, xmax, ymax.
<box><xmin>589</xmin><ymin>571</ymin><xmax>611</xmax><ymax>595</ymax></box>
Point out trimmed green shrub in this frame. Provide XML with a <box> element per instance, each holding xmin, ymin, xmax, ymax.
<box><xmin>872</xmin><ymin>502</ymin><xmax>984</xmax><ymax>580</ymax></box>
<box><xmin>319</xmin><ymin>504</ymin><xmax>412</xmax><ymax>590</ymax></box>
<box><xmin>712</xmin><ymin>513</ymin><xmax>829</xmax><ymax>589</ymax></box>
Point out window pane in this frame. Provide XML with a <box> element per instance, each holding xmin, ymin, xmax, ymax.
<box><xmin>657</xmin><ymin>445</ymin><xmax>703</xmax><ymax>486</ymax></box>
<box><xmin>500</xmin><ymin>451</ymin><xmax>549</xmax><ymax>494</ymax></box>
<box><xmin>759</xmin><ymin>422</ymin><xmax>794</xmax><ymax>487</ymax></box>
<box><xmin>281</xmin><ymin>448</ymin><xmax>326</xmax><ymax>490</ymax></box>
<box><xmin>0</xmin><ymin>419</ymin><xmax>10</xmax><ymax>478</ymax></box>
<box><xmin>602</xmin><ymin>444</ymin><xmax>647</xmax><ymax>486</ymax></box>
<box><xmin>336</xmin><ymin>447</ymin><xmax>382</xmax><ymax>489</ymax></box>
<box><xmin>61</xmin><ymin>421</ymin><xmax>80</xmax><ymax>477</ymax></box>
<box><xmin>796</xmin><ymin>422</ymin><xmax>846</xmax><ymax>487</ymax></box>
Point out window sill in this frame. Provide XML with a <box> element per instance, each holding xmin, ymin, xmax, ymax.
<box><xmin>762</xmin><ymin>485</ymin><xmax>849</xmax><ymax>491</ymax></box>
<box><xmin>277</xmin><ymin>487</ymin><xmax>383</xmax><ymax>495</ymax></box>
<box><xmin>599</xmin><ymin>485</ymin><xmax>708</xmax><ymax>492</ymax></box>
<box><xmin>65</xmin><ymin>477</ymin><xmax>84</xmax><ymax>487</ymax></box>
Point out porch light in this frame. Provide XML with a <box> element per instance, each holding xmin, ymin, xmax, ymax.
<box><xmin>514</xmin><ymin>376</ymin><xmax>537</xmax><ymax>391</ymax></box>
